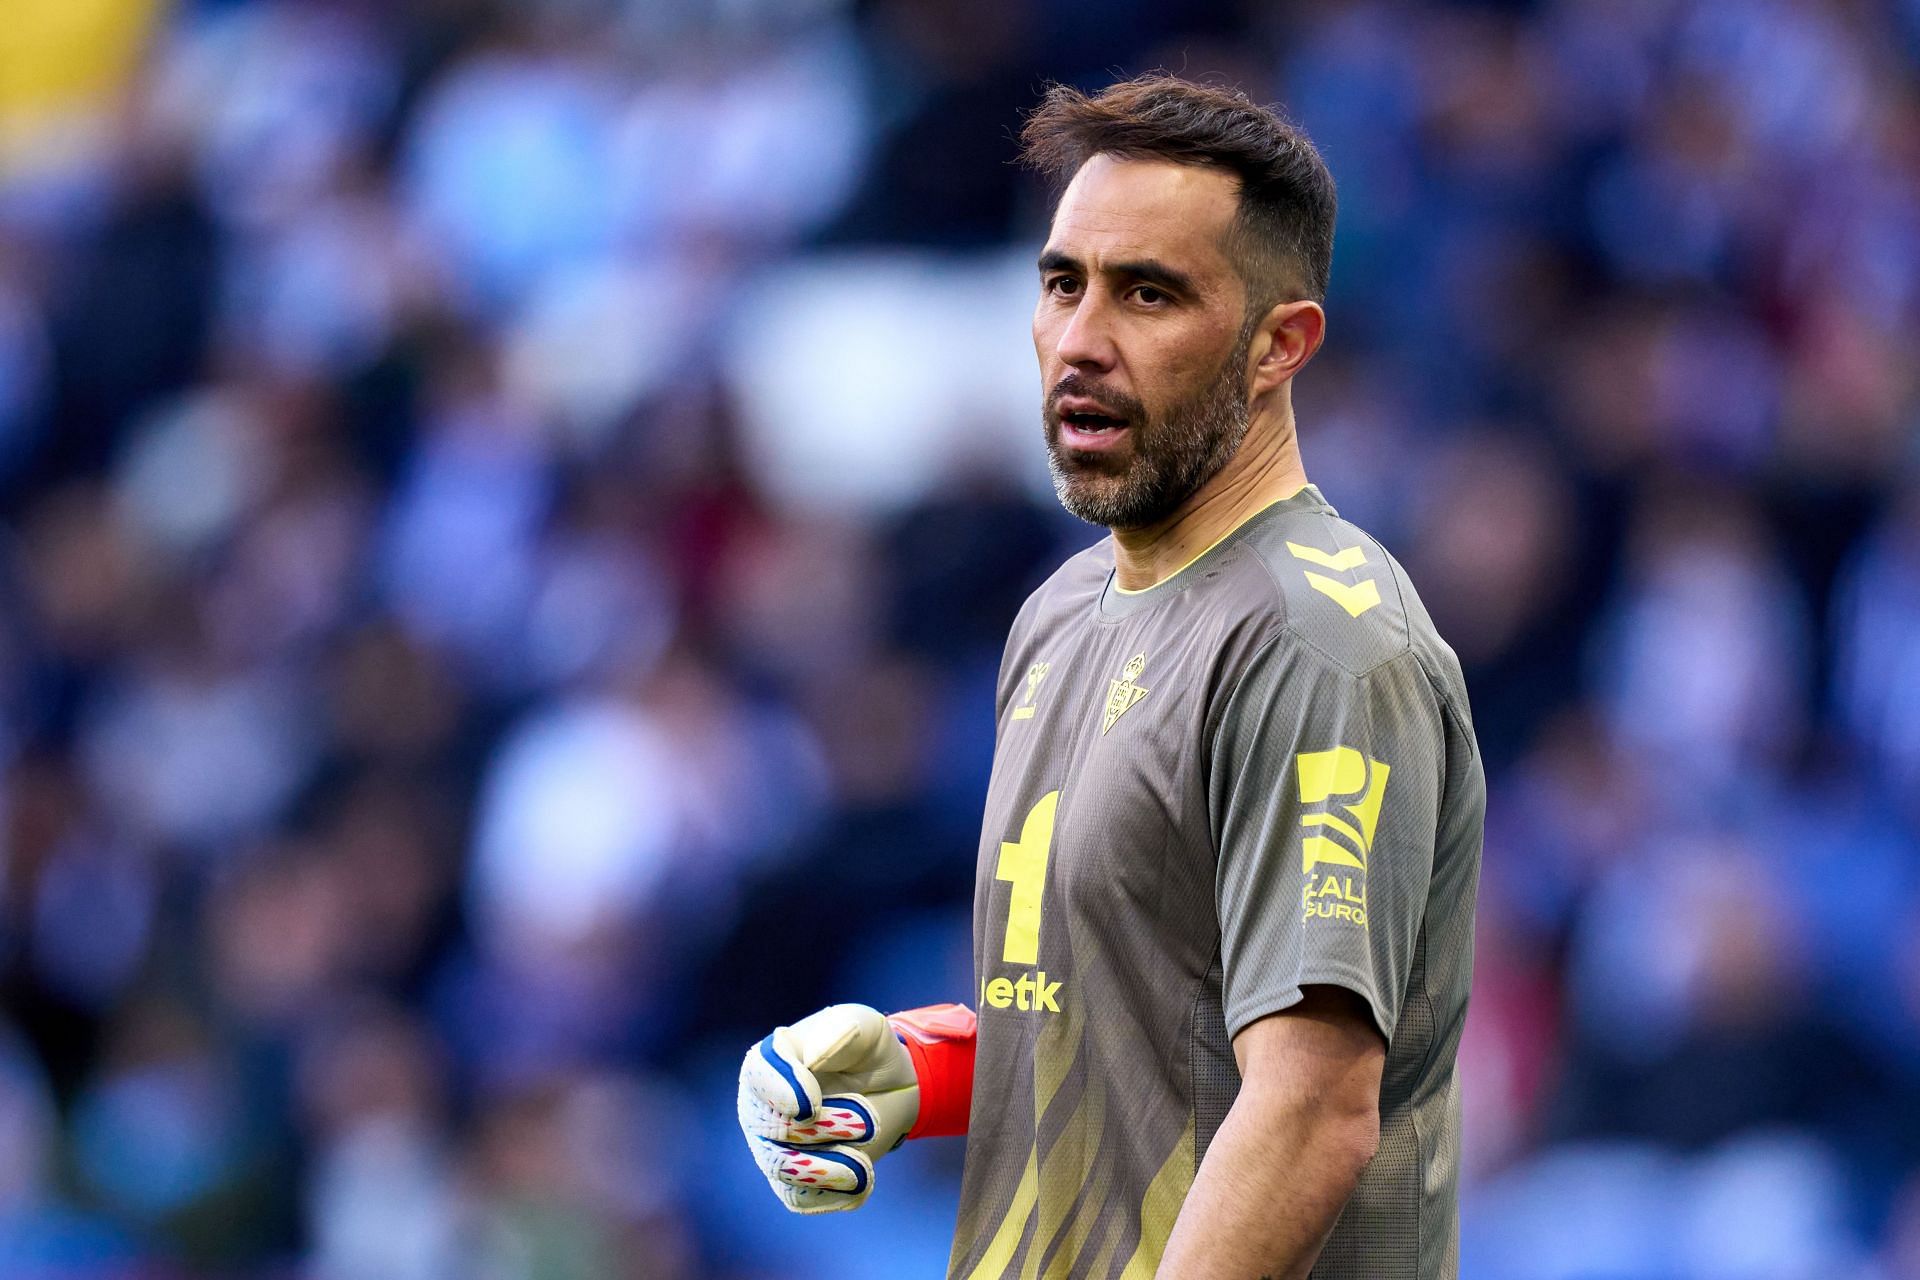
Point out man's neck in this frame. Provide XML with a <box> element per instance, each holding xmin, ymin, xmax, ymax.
<box><xmin>1109</xmin><ymin>408</ymin><xmax>1309</xmax><ymax>592</ymax></box>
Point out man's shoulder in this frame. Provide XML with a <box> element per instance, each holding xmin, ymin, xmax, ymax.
<box><xmin>1226</xmin><ymin>502</ymin><xmax>1431</xmax><ymax>681</ymax></box>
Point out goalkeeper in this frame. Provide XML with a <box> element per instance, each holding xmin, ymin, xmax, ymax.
<box><xmin>738</xmin><ymin>74</ymin><xmax>1484</xmax><ymax>1279</ymax></box>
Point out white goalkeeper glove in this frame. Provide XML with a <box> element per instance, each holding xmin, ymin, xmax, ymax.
<box><xmin>737</xmin><ymin>1003</ymin><xmax>920</xmax><ymax>1214</ymax></box>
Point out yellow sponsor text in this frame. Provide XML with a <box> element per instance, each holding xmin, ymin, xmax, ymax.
<box><xmin>1296</xmin><ymin>746</ymin><xmax>1388</xmax><ymax>929</ymax></box>
<box><xmin>980</xmin><ymin>969</ymin><xmax>1065</xmax><ymax>1013</ymax></box>
<box><xmin>1302</xmin><ymin>873</ymin><xmax>1368</xmax><ymax>927</ymax></box>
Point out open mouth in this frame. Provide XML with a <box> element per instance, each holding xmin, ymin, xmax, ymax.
<box><xmin>1060</xmin><ymin>410</ymin><xmax>1129</xmax><ymax>435</ymax></box>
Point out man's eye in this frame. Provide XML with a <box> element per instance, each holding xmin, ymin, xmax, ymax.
<box><xmin>1132</xmin><ymin>285</ymin><xmax>1168</xmax><ymax>305</ymax></box>
<box><xmin>1045</xmin><ymin>275</ymin><xmax>1081</xmax><ymax>297</ymax></box>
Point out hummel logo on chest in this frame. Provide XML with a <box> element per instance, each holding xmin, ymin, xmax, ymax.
<box><xmin>1101</xmin><ymin>652</ymin><xmax>1150</xmax><ymax>733</ymax></box>
<box><xmin>1012</xmin><ymin>661</ymin><xmax>1051</xmax><ymax>721</ymax></box>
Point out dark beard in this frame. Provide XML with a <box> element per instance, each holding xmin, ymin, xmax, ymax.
<box><xmin>1043</xmin><ymin>338</ymin><xmax>1252</xmax><ymax>531</ymax></box>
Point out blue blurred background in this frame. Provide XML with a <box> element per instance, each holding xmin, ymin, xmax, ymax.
<box><xmin>0</xmin><ymin>0</ymin><xmax>1917</xmax><ymax>1276</ymax></box>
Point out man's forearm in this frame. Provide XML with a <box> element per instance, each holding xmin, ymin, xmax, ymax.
<box><xmin>1154</xmin><ymin>1082</ymin><xmax>1378</xmax><ymax>1279</ymax></box>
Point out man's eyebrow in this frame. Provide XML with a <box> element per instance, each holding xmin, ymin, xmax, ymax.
<box><xmin>1037</xmin><ymin>250</ymin><xmax>1197</xmax><ymax>296</ymax></box>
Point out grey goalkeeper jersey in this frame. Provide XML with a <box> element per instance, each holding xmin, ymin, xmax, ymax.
<box><xmin>948</xmin><ymin>484</ymin><xmax>1484</xmax><ymax>1280</ymax></box>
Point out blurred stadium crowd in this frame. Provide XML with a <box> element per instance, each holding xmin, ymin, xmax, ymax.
<box><xmin>0</xmin><ymin>0</ymin><xmax>1917</xmax><ymax>1276</ymax></box>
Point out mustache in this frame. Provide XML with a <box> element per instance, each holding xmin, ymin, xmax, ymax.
<box><xmin>1046</xmin><ymin>374</ymin><xmax>1147</xmax><ymax>423</ymax></box>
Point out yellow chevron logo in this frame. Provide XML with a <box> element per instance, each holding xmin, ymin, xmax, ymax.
<box><xmin>1301</xmin><ymin>571</ymin><xmax>1382</xmax><ymax>618</ymax></box>
<box><xmin>1284</xmin><ymin>541</ymin><xmax>1368</xmax><ymax>571</ymax></box>
<box><xmin>1286</xmin><ymin>541</ymin><xmax>1380</xmax><ymax>618</ymax></box>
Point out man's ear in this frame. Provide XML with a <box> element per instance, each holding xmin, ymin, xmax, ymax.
<box><xmin>1247</xmin><ymin>299</ymin><xmax>1327</xmax><ymax>397</ymax></box>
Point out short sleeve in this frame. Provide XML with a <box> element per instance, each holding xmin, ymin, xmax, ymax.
<box><xmin>1208</xmin><ymin>637</ymin><xmax>1445</xmax><ymax>1043</ymax></box>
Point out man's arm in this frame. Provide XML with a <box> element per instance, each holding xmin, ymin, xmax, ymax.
<box><xmin>1156</xmin><ymin>985</ymin><xmax>1384</xmax><ymax>1279</ymax></box>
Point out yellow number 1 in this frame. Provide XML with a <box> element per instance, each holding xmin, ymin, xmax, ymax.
<box><xmin>995</xmin><ymin>791</ymin><xmax>1060</xmax><ymax>965</ymax></box>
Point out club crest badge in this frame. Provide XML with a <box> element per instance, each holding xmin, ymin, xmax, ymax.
<box><xmin>1101</xmin><ymin>652</ymin><xmax>1150</xmax><ymax>734</ymax></box>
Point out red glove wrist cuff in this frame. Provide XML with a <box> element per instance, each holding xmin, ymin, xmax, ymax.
<box><xmin>888</xmin><ymin>1003</ymin><xmax>976</xmax><ymax>1139</ymax></box>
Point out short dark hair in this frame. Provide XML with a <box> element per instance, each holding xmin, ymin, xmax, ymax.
<box><xmin>1018</xmin><ymin>74</ymin><xmax>1337</xmax><ymax>311</ymax></box>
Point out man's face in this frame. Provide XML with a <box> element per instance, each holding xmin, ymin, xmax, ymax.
<box><xmin>1033</xmin><ymin>154</ymin><xmax>1254</xmax><ymax>530</ymax></box>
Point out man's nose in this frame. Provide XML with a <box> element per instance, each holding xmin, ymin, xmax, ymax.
<box><xmin>1054</xmin><ymin>293</ymin><xmax>1116</xmax><ymax>371</ymax></box>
